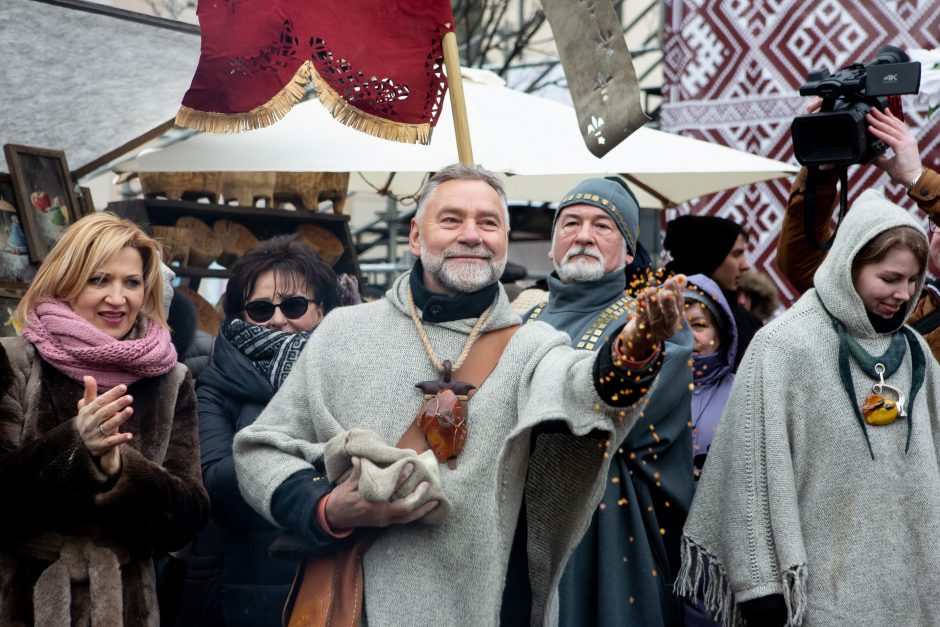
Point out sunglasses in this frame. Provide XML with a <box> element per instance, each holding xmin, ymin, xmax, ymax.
<box><xmin>244</xmin><ymin>296</ymin><xmax>316</xmax><ymax>322</ymax></box>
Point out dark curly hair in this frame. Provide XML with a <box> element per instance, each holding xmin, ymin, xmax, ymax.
<box><xmin>223</xmin><ymin>234</ymin><xmax>339</xmax><ymax>318</ymax></box>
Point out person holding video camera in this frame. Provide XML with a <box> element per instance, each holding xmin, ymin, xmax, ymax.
<box><xmin>777</xmin><ymin>104</ymin><xmax>940</xmax><ymax>357</ymax></box>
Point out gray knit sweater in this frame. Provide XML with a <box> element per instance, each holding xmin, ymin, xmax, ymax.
<box><xmin>233</xmin><ymin>272</ymin><xmax>648</xmax><ymax>627</ymax></box>
<box><xmin>679</xmin><ymin>188</ymin><xmax>940</xmax><ymax>626</ymax></box>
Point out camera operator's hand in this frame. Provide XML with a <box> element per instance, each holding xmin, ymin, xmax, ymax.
<box><xmin>867</xmin><ymin>107</ymin><xmax>924</xmax><ymax>186</ymax></box>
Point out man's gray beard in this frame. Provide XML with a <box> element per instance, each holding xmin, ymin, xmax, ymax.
<box><xmin>421</xmin><ymin>243</ymin><xmax>507</xmax><ymax>294</ymax></box>
<box><xmin>554</xmin><ymin>246</ymin><xmax>607</xmax><ymax>283</ymax></box>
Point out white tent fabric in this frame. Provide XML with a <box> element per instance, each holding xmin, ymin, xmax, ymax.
<box><xmin>117</xmin><ymin>69</ymin><xmax>797</xmax><ymax>207</ymax></box>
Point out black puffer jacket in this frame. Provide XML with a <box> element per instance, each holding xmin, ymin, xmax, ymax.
<box><xmin>177</xmin><ymin>331</ymin><xmax>295</xmax><ymax>627</ymax></box>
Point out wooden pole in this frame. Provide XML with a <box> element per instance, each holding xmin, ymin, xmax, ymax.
<box><xmin>442</xmin><ymin>31</ymin><xmax>474</xmax><ymax>165</ymax></box>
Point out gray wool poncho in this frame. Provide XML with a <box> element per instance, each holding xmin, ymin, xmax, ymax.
<box><xmin>233</xmin><ymin>272</ymin><xmax>649</xmax><ymax>627</ymax></box>
<box><xmin>678</xmin><ymin>188</ymin><xmax>940</xmax><ymax>626</ymax></box>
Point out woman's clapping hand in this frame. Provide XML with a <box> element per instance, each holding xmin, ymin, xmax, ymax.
<box><xmin>74</xmin><ymin>376</ymin><xmax>134</xmax><ymax>476</ymax></box>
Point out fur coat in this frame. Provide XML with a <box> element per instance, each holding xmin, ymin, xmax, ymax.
<box><xmin>0</xmin><ymin>336</ymin><xmax>209</xmax><ymax>626</ymax></box>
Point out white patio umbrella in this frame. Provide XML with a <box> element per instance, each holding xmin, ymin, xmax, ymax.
<box><xmin>116</xmin><ymin>69</ymin><xmax>797</xmax><ymax>208</ymax></box>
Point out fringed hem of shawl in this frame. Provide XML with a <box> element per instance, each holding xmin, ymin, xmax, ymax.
<box><xmin>675</xmin><ymin>536</ymin><xmax>808</xmax><ymax>627</ymax></box>
<box><xmin>176</xmin><ymin>61</ymin><xmax>433</xmax><ymax>144</ymax></box>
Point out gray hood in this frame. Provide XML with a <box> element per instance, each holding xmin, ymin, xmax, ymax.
<box><xmin>813</xmin><ymin>188</ymin><xmax>927</xmax><ymax>339</ymax></box>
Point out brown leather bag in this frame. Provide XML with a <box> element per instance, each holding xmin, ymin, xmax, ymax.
<box><xmin>280</xmin><ymin>325</ymin><xmax>518</xmax><ymax>627</ymax></box>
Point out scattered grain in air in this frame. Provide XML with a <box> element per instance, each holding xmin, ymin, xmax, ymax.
<box><xmin>617</xmin><ymin>498</ymin><xmax>628</xmax><ymax>506</ymax></box>
<box><xmin>665</xmin><ymin>501</ymin><xmax>671</xmax><ymax>507</ymax></box>
<box><xmin>628</xmin><ymin>536</ymin><xmax>635</xmax><ymax>543</ymax></box>
<box><xmin>652</xmin><ymin>569</ymin><xmax>658</xmax><ymax>577</ymax></box>
<box><xmin>654</xmin><ymin>472</ymin><xmax>661</xmax><ymax>479</ymax></box>
<box><xmin>688</xmin><ymin>383</ymin><xmax>695</xmax><ymax>391</ymax></box>
<box><xmin>659</xmin><ymin>528</ymin><xmax>666</xmax><ymax>535</ymax></box>
<box><xmin>611</xmin><ymin>477</ymin><xmax>620</xmax><ymax>484</ymax></box>
<box><xmin>629</xmin><ymin>597</ymin><xmax>635</xmax><ymax>604</ymax></box>
<box><xmin>647</xmin><ymin>505</ymin><xmax>654</xmax><ymax>512</ymax></box>
<box><xmin>629</xmin><ymin>452</ymin><xmax>637</xmax><ymax>460</ymax></box>
<box><xmin>623</xmin><ymin>556</ymin><xmax>628</xmax><ymax>563</ymax></box>
<box><xmin>599</xmin><ymin>503</ymin><xmax>607</xmax><ymax>510</ymax></box>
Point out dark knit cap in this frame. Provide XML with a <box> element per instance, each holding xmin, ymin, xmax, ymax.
<box><xmin>663</xmin><ymin>214</ymin><xmax>743</xmax><ymax>277</ymax></box>
<box><xmin>554</xmin><ymin>177</ymin><xmax>640</xmax><ymax>256</ymax></box>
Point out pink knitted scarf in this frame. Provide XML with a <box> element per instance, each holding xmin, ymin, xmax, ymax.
<box><xmin>22</xmin><ymin>298</ymin><xmax>178</xmax><ymax>390</ymax></box>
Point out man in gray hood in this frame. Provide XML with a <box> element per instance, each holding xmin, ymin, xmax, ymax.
<box><xmin>525</xmin><ymin>177</ymin><xmax>695</xmax><ymax>626</ymax></box>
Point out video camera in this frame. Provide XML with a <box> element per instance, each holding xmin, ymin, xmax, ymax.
<box><xmin>791</xmin><ymin>46</ymin><xmax>921</xmax><ymax>166</ymax></box>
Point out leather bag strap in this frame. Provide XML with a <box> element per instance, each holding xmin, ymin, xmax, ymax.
<box><xmin>455</xmin><ymin>324</ymin><xmax>519</xmax><ymax>394</ymax></box>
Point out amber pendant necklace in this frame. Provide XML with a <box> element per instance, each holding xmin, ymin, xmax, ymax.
<box><xmin>407</xmin><ymin>286</ymin><xmax>493</xmax><ymax>465</ymax></box>
<box><xmin>861</xmin><ymin>362</ymin><xmax>906</xmax><ymax>426</ymax></box>
<box><xmin>817</xmin><ymin>293</ymin><xmax>924</xmax><ymax>458</ymax></box>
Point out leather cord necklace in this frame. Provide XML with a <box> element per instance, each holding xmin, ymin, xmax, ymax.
<box><xmin>406</xmin><ymin>285</ymin><xmax>493</xmax><ymax>372</ymax></box>
<box><xmin>406</xmin><ymin>285</ymin><xmax>494</xmax><ymax>464</ymax></box>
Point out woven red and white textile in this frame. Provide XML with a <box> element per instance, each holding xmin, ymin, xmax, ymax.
<box><xmin>662</xmin><ymin>1</ymin><xmax>940</xmax><ymax>305</ymax></box>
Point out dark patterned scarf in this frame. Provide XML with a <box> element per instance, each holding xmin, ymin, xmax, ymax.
<box><xmin>222</xmin><ymin>318</ymin><xmax>310</xmax><ymax>390</ymax></box>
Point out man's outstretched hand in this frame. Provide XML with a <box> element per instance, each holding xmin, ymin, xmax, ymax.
<box><xmin>616</xmin><ymin>274</ymin><xmax>686</xmax><ymax>362</ymax></box>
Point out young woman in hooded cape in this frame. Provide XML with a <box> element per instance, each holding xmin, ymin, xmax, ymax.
<box><xmin>678</xmin><ymin>188</ymin><xmax>940</xmax><ymax>626</ymax></box>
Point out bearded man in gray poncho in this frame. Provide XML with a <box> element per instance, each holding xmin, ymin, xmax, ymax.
<box><xmin>233</xmin><ymin>164</ymin><xmax>687</xmax><ymax>626</ymax></box>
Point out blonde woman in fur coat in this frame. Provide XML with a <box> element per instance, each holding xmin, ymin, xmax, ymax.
<box><xmin>0</xmin><ymin>212</ymin><xmax>209</xmax><ymax>626</ymax></box>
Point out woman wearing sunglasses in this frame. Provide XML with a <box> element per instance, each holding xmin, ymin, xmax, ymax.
<box><xmin>0</xmin><ymin>212</ymin><xmax>209</xmax><ymax>625</ymax></box>
<box><xmin>178</xmin><ymin>234</ymin><xmax>341</xmax><ymax>627</ymax></box>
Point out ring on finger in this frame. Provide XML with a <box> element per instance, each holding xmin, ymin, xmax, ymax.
<box><xmin>98</xmin><ymin>423</ymin><xmax>111</xmax><ymax>437</ymax></box>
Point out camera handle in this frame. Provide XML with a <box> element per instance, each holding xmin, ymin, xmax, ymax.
<box><xmin>803</xmin><ymin>165</ymin><xmax>849</xmax><ymax>251</ymax></box>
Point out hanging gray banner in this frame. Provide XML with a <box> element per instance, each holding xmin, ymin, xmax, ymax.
<box><xmin>542</xmin><ymin>0</ymin><xmax>650</xmax><ymax>157</ymax></box>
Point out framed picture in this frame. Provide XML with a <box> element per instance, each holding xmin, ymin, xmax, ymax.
<box><xmin>77</xmin><ymin>186</ymin><xmax>95</xmax><ymax>216</ymax></box>
<box><xmin>3</xmin><ymin>144</ymin><xmax>79</xmax><ymax>263</ymax></box>
<box><xmin>0</xmin><ymin>174</ymin><xmax>36</xmax><ymax>283</ymax></box>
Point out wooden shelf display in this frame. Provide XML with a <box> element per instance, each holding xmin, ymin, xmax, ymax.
<box><xmin>106</xmin><ymin>199</ymin><xmax>362</xmax><ymax>283</ymax></box>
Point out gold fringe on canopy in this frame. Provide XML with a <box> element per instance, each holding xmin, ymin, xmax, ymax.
<box><xmin>176</xmin><ymin>61</ymin><xmax>434</xmax><ymax>145</ymax></box>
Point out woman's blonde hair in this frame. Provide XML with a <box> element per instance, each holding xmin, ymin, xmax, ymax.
<box><xmin>14</xmin><ymin>212</ymin><xmax>167</xmax><ymax>329</ymax></box>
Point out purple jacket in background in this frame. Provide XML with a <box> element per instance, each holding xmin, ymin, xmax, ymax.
<box><xmin>685</xmin><ymin>274</ymin><xmax>737</xmax><ymax>470</ymax></box>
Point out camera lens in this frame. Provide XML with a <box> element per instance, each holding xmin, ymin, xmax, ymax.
<box><xmin>873</xmin><ymin>45</ymin><xmax>909</xmax><ymax>65</ymax></box>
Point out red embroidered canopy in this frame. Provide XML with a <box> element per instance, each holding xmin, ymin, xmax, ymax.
<box><xmin>177</xmin><ymin>0</ymin><xmax>454</xmax><ymax>144</ymax></box>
